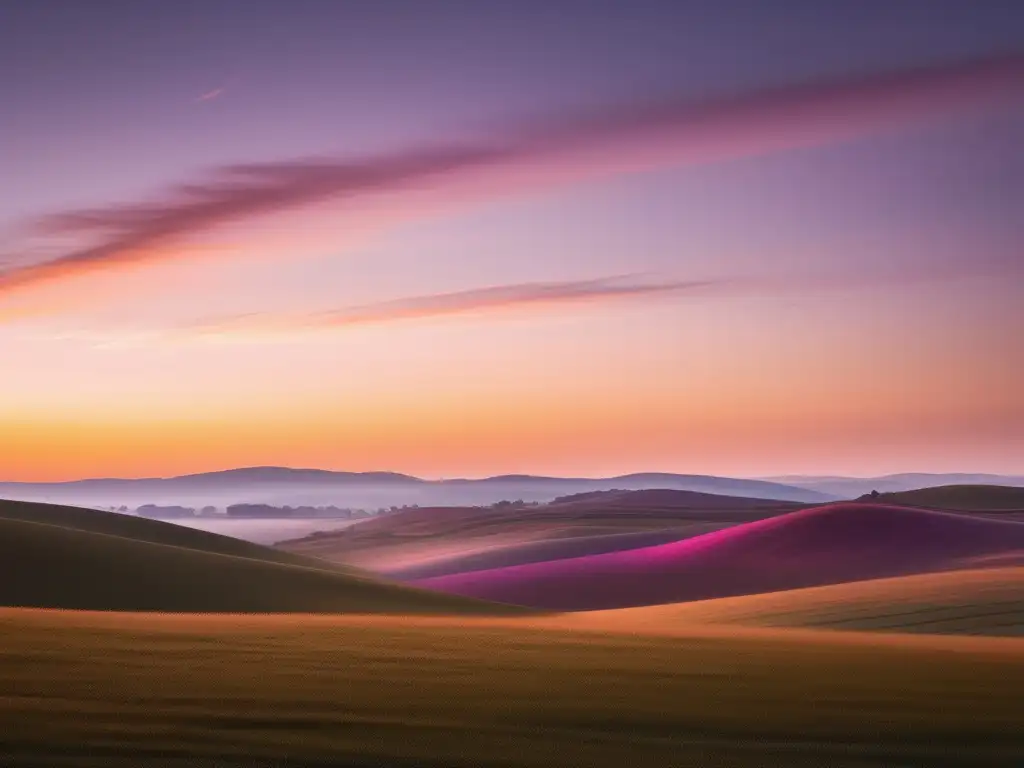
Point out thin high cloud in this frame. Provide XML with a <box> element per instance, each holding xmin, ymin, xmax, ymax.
<box><xmin>197</xmin><ymin>88</ymin><xmax>225</xmax><ymax>103</ymax></box>
<box><xmin>15</xmin><ymin>256</ymin><xmax>1021</xmax><ymax>348</ymax></box>
<box><xmin>183</xmin><ymin>257</ymin><xmax>1023</xmax><ymax>341</ymax></box>
<box><xmin>185</xmin><ymin>276</ymin><xmax>721</xmax><ymax>340</ymax></box>
<box><xmin>12</xmin><ymin>276</ymin><xmax>719</xmax><ymax>347</ymax></box>
<box><xmin>3</xmin><ymin>53</ymin><xmax>1023</xmax><ymax>296</ymax></box>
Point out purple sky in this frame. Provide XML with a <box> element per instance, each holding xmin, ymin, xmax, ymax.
<box><xmin>1</xmin><ymin>0</ymin><xmax>1022</xmax><ymax>480</ymax></box>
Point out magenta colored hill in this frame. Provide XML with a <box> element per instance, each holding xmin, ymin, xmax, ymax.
<box><xmin>414</xmin><ymin>503</ymin><xmax>1024</xmax><ymax>611</ymax></box>
<box><xmin>383</xmin><ymin>525</ymin><xmax>726</xmax><ymax>580</ymax></box>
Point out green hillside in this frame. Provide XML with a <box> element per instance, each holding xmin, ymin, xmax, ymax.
<box><xmin>0</xmin><ymin>515</ymin><xmax>529</xmax><ymax>615</ymax></box>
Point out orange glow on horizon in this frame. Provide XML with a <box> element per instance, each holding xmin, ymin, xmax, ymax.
<box><xmin>4</xmin><ymin>377</ymin><xmax>1019</xmax><ymax>482</ymax></box>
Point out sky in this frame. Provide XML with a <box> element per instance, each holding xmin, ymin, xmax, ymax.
<box><xmin>1</xmin><ymin>0</ymin><xmax>1022</xmax><ymax>481</ymax></box>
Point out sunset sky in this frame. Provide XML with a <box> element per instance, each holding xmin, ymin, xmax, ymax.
<box><xmin>2</xmin><ymin>0</ymin><xmax>1022</xmax><ymax>481</ymax></box>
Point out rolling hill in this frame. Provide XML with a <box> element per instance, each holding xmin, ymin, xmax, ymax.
<box><xmin>864</xmin><ymin>484</ymin><xmax>1024</xmax><ymax>512</ymax></box>
<box><xmin>381</xmin><ymin>526</ymin><xmax>721</xmax><ymax>580</ymax></box>
<box><xmin>447</xmin><ymin>473</ymin><xmax>833</xmax><ymax>503</ymax></box>
<box><xmin>547</xmin><ymin>487</ymin><xmax>801</xmax><ymax>511</ymax></box>
<box><xmin>414</xmin><ymin>503</ymin><xmax>1024</xmax><ymax>611</ymax></box>
<box><xmin>567</xmin><ymin>566</ymin><xmax>1024</xmax><ymax>636</ymax></box>
<box><xmin>0</xmin><ymin>514</ymin><xmax>528</xmax><ymax>615</ymax></box>
<box><xmin>277</xmin><ymin>488</ymin><xmax>804</xmax><ymax>571</ymax></box>
<box><xmin>765</xmin><ymin>473</ymin><xmax>1024</xmax><ymax>498</ymax></box>
<box><xmin>0</xmin><ymin>497</ymin><xmax>352</xmax><ymax>572</ymax></box>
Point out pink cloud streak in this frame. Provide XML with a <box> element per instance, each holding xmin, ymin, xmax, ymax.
<box><xmin>2</xmin><ymin>53</ymin><xmax>1022</xmax><ymax>298</ymax></box>
<box><xmin>185</xmin><ymin>276</ymin><xmax>721</xmax><ymax>338</ymax></box>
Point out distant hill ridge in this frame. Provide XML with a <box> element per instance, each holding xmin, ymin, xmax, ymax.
<box><xmin>765</xmin><ymin>473</ymin><xmax>1024</xmax><ymax>498</ymax></box>
<box><xmin>0</xmin><ymin>467</ymin><xmax>835</xmax><ymax>508</ymax></box>
<box><xmin>861</xmin><ymin>484</ymin><xmax>1024</xmax><ymax>512</ymax></box>
<box><xmin>5</xmin><ymin>466</ymin><xmax>425</xmax><ymax>487</ymax></box>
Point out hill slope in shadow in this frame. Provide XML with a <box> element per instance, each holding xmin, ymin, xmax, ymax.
<box><xmin>415</xmin><ymin>503</ymin><xmax>1024</xmax><ymax>611</ymax></box>
<box><xmin>567</xmin><ymin>566</ymin><xmax>1024</xmax><ymax>636</ymax></box>
<box><xmin>0</xmin><ymin>515</ymin><xmax>528</xmax><ymax>615</ymax></box>
<box><xmin>0</xmin><ymin>498</ymin><xmax>350</xmax><ymax>572</ymax></box>
<box><xmin>866</xmin><ymin>485</ymin><xmax>1024</xmax><ymax>512</ymax></box>
<box><xmin>771</xmin><ymin>473</ymin><xmax>1024</xmax><ymax>498</ymax></box>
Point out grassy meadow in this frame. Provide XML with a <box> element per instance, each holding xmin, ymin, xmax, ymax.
<box><xmin>1</xmin><ymin>608</ymin><xmax>1023</xmax><ymax>767</ymax></box>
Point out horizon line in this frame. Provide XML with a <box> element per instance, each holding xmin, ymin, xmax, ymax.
<box><xmin>1</xmin><ymin>463</ymin><xmax>1021</xmax><ymax>485</ymax></box>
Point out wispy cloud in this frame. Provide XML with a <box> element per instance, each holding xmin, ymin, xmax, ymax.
<box><xmin>21</xmin><ymin>256</ymin><xmax>1021</xmax><ymax>349</ymax></box>
<box><xmin>2</xmin><ymin>54</ymin><xmax>1022</xmax><ymax>298</ymax></box>
<box><xmin>196</xmin><ymin>87</ymin><xmax>225</xmax><ymax>103</ymax></box>
<box><xmin>9</xmin><ymin>275</ymin><xmax>717</xmax><ymax>347</ymax></box>
<box><xmin>183</xmin><ymin>276</ymin><xmax>722</xmax><ymax>340</ymax></box>
<box><xmin>181</xmin><ymin>257</ymin><xmax>1024</xmax><ymax>342</ymax></box>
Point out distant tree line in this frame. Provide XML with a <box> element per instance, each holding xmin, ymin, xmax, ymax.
<box><xmin>548</xmin><ymin>490</ymin><xmax>624</xmax><ymax>505</ymax></box>
<box><xmin>125</xmin><ymin>500</ymin><xmax>540</xmax><ymax>519</ymax></box>
<box><xmin>133</xmin><ymin>504</ymin><xmax>218</xmax><ymax>518</ymax></box>
<box><xmin>130</xmin><ymin>503</ymin><xmax>424</xmax><ymax>519</ymax></box>
<box><xmin>488</xmin><ymin>499</ymin><xmax>541</xmax><ymax>509</ymax></box>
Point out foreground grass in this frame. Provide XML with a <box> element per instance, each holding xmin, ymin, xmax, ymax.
<box><xmin>568</xmin><ymin>566</ymin><xmax>1024</xmax><ymax>636</ymax></box>
<box><xmin>1</xmin><ymin>609</ymin><xmax>1022</xmax><ymax>767</ymax></box>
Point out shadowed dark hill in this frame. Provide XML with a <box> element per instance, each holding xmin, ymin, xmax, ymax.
<box><xmin>450</xmin><ymin>473</ymin><xmax>834</xmax><ymax>503</ymax></box>
<box><xmin>0</xmin><ymin>498</ymin><xmax>350</xmax><ymax>572</ymax></box>
<box><xmin>0</xmin><ymin>515</ymin><xmax>528</xmax><ymax>615</ymax></box>
<box><xmin>570</xmin><ymin>566</ymin><xmax>1024</xmax><ymax>637</ymax></box>
<box><xmin>864</xmin><ymin>485</ymin><xmax>1024</xmax><ymax>513</ymax></box>
<box><xmin>547</xmin><ymin>487</ymin><xmax>801</xmax><ymax>513</ymax></box>
<box><xmin>414</xmin><ymin>503</ymin><xmax>1024</xmax><ymax>611</ymax></box>
<box><xmin>277</xmin><ymin>489</ymin><xmax>805</xmax><ymax>571</ymax></box>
